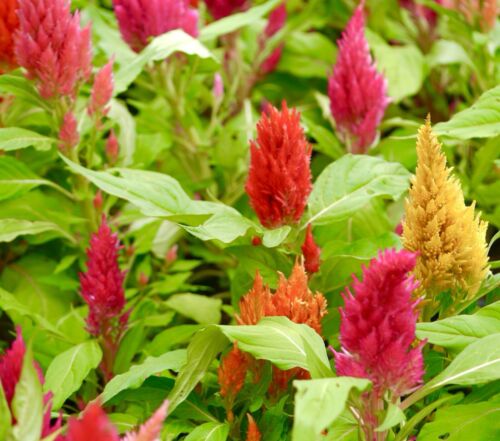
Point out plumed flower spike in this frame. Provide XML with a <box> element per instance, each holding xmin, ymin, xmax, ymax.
<box><xmin>403</xmin><ymin>118</ymin><xmax>489</xmax><ymax>314</ymax></box>
<box><xmin>15</xmin><ymin>0</ymin><xmax>92</xmax><ymax>100</ymax></box>
<box><xmin>122</xmin><ymin>400</ymin><xmax>169</xmax><ymax>441</ymax></box>
<box><xmin>218</xmin><ymin>345</ymin><xmax>248</xmax><ymax>420</ymax></box>
<box><xmin>89</xmin><ymin>59</ymin><xmax>115</xmax><ymax>117</ymax></box>
<box><xmin>205</xmin><ymin>0</ymin><xmax>248</xmax><ymax>20</ymax></box>
<box><xmin>246</xmin><ymin>414</ymin><xmax>261</xmax><ymax>441</ymax></box>
<box><xmin>113</xmin><ymin>0</ymin><xmax>199</xmax><ymax>53</ymax></box>
<box><xmin>328</xmin><ymin>5</ymin><xmax>389</xmax><ymax>153</ymax></box>
<box><xmin>0</xmin><ymin>0</ymin><xmax>19</xmax><ymax>72</ymax></box>
<box><xmin>0</xmin><ymin>327</ymin><xmax>25</xmax><ymax>406</ymax></box>
<box><xmin>301</xmin><ymin>224</ymin><xmax>321</xmax><ymax>274</ymax></box>
<box><xmin>245</xmin><ymin>102</ymin><xmax>312</xmax><ymax>228</ymax></box>
<box><xmin>335</xmin><ymin>249</ymin><xmax>424</xmax><ymax>398</ymax></box>
<box><xmin>259</xmin><ymin>3</ymin><xmax>287</xmax><ymax>74</ymax></box>
<box><xmin>66</xmin><ymin>401</ymin><xmax>120</xmax><ymax>441</ymax></box>
<box><xmin>79</xmin><ymin>217</ymin><xmax>127</xmax><ymax>337</ymax></box>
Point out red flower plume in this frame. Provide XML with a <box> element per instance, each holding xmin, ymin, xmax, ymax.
<box><xmin>301</xmin><ymin>224</ymin><xmax>321</xmax><ymax>274</ymax></box>
<box><xmin>204</xmin><ymin>0</ymin><xmax>248</xmax><ymax>19</ymax></box>
<box><xmin>245</xmin><ymin>102</ymin><xmax>312</xmax><ymax>229</ymax></box>
<box><xmin>66</xmin><ymin>401</ymin><xmax>120</xmax><ymax>441</ymax></box>
<box><xmin>0</xmin><ymin>0</ymin><xmax>19</xmax><ymax>72</ymax></box>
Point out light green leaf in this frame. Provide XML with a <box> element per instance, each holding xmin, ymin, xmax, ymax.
<box><xmin>418</xmin><ymin>400</ymin><xmax>500</xmax><ymax>441</ymax></box>
<box><xmin>185</xmin><ymin>422</ymin><xmax>229</xmax><ymax>441</ymax></box>
<box><xmin>168</xmin><ymin>327</ymin><xmax>228</xmax><ymax>412</ymax></box>
<box><xmin>292</xmin><ymin>377</ymin><xmax>371</xmax><ymax>441</ymax></box>
<box><xmin>376</xmin><ymin>403</ymin><xmax>405</xmax><ymax>432</ymax></box>
<box><xmin>108</xmin><ymin>100</ymin><xmax>136</xmax><ymax>166</ymax></box>
<box><xmin>434</xmin><ymin>85</ymin><xmax>500</xmax><ymax>139</ymax></box>
<box><xmin>101</xmin><ymin>349</ymin><xmax>187</xmax><ymax>403</ymax></box>
<box><xmin>0</xmin><ymin>128</ymin><xmax>53</xmax><ymax>152</ymax></box>
<box><xmin>12</xmin><ymin>347</ymin><xmax>43</xmax><ymax>441</ymax></box>
<box><xmin>0</xmin><ymin>219</ymin><xmax>60</xmax><ymax>243</ymax></box>
<box><xmin>307</xmin><ymin>155</ymin><xmax>410</xmax><ymax>226</ymax></box>
<box><xmin>262</xmin><ymin>226</ymin><xmax>291</xmax><ymax>248</ymax></box>
<box><xmin>220</xmin><ymin>317</ymin><xmax>332</xmax><ymax>378</ymax></box>
<box><xmin>166</xmin><ymin>294</ymin><xmax>222</xmax><ymax>324</ymax></box>
<box><xmin>44</xmin><ymin>341</ymin><xmax>102</xmax><ymax>410</ymax></box>
<box><xmin>416</xmin><ymin>313</ymin><xmax>500</xmax><ymax>351</ymax></box>
<box><xmin>200</xmin><ymin>0</ymin><xmax>281</xmax><ymax>41</ymax></box>
<box><xmin>115</xmin><ymin>30</ymin><xmax>217</xmax><ymax>94</ymax></box>
<box><xmin>427</xmin><ymin>40</ymin><xmax>476</xmax><ymax>70</ymax></box>
<box><xmin>0</xmin><ymin>383</ymin><xmax>11</xmax><ymax>440</ymax></box>
<box><xmin>368</xmin><ymin>35</ymin><xmax>425</xmax><ymax>102</ymax></box>
<box><xmin>0</xmin><ymin>74</ymin><xmax>48</xmax><ymax>109</ymax></box>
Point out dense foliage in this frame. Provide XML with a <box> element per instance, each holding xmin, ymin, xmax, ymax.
<box><xmin>0</xmin><ymin>0</ymin><xmax>499</xmax><ymax>440</ymax></box>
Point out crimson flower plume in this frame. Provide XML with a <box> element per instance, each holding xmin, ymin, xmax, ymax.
<box><xmin>204</xmin><ymin>0</ymin><xmax>248</xmax><ymax>19</ymax></box>
<box><xmin>328</xmin><ymin>5</ymin><xmax>389</xmax><ymax>153</ymax></box>
<box><xmin>0</xmin><ymin>0</ymin><xmax>19</xmax><ymax>72</ymax></box>
<box><xmin>259</xmin><ymin>3</ymin><xmax>287</xmax><ymax>74</ymax></box>
<box><xmin>301</xmin><ymin>224</ymin><xmax>321</xmax><ymax>274</ymax></box>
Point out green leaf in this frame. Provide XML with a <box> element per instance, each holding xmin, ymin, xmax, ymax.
<box><xmin>11</xmin><ymin>347</ymin><xmax>43</xmax><ymax>441</ymax></box>
<box><xmin>44</xmin><ymin>341</ymin><xmax>102</xmax><ymax>410</ymax></box>
<box><xmin>220</xmin><ymin>317</ymin><xmax>332</xmax><ymax>378</ymax></box>
<box><xmin>0</xmin><ymin>74</ymin><xmax>48</xmax><ymax>109</ymax></box>
<box><xmin>101</xmin><ymin>349</ymin><xmax>187</xmax><ymax>403</ymax></box>
<box><xmin>0</xmin><ymin>156</ymin><xmax>73</xmax><ymax>201</ymax></box>
<box><xmin>0</xmin><ymin>219</ymin><xmax>61</xmax><ymax>243</ymax></box>
<box><xmin>0</xmin><ymin>383</ymin><xmax>11</xmax><ymax>440</ymax></box>
<box><xmin>184</xmin><ymin>422</ymin><xmax>229</xmax><ymax>441</ymax></box>
<box><xmin>115</xmin><ymin>30</ymin><xmax>217</xmax><ymax>94</ymax></box>
<box><xmin>61</xmin><ymin>156</ymin><xmax>254</xmax><ymax>243</ymax></box>
<box><xmin>0</xmin><ymin>128</ymin><xmax>53</xmax><ymax>152</ymax></box>
<box><xmin>418</xmin><ymin>400</ymin><xmax>500</xmax><ymax>441</ymax></box>
<box><xmin>108</xmin><ymin>100</ymin><xmax>136</xmax><ymax>166</ymax></box>
<box><xmin>168</xmin><ymin>327</ymin><xmax>228</xmax><ymax>412</ymax></box>
<box><xmin>434</xmin><ymin>85</ymin><xmax>500</xmax><ymax>139</ymax></box>
<box><xmin>292</xmin><ymin>377</ymin><xmax>371</xmax><ymax>441</ymax></box>
<box><xmin>166</xmin><ymin>294</ymin><xmax>222</xmax><ymax>324</ymax></box>
<box><xmin>367</xmin><ymin>35</ymin><xmax>425</xmax><ymax>102</ymax></box>
<box><xmin>376</xmin><ymin>403</ymin><xmax>405</xmax><ymax>432</ymax></box>
<box><xmin>200</xmin><ymin>0</ymin><xmax>281</xmax><ymax>41</ymax></box>
<box><xmin>307</xmin><ymin>155</ymin><xmax>410</xmax><ymax>226</ymax></box>
<box><xmin>416</xmin><ymin>313</ymin><xmax>500</xmax><ymax>351</ymax></box>
<box><xmin>262</xmin><ymin>226</ymin><xmax>291</xmax><ymax>248</ymax></box>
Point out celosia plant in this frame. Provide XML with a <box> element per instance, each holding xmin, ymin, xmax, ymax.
<box><xmin>258</xmin><ymin>3</ymin><xmax>287</xmax><ymax>74</ymax></box>
<box><xmin>403</xmin><ymin>118</ymin><xmax>489</xmax><ymax>317</ymax></box>
<box><xmin>328</xmin><ymin>4</ymin><xmax>389</xmax><ymax>153</ymax></box>
<box><xmin>0</xmin><ymin>0</ymin><xmax>18</xmax><ymax>72</ymax></box>
<box><xmin>245</xmin><ymin>102</ymin><xmax>312</xmax><ymax>228</ymax></box>
<box><xmin>113</xmin><ymin>0</ymin><xmax>198</xmax><ymax>52</ymax></box>
<box><xmin>205</xmin><ymin>0</ymin><xmax>248</xmax><ymax>19</ymax></box>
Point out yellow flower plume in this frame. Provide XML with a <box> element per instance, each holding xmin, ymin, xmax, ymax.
<box><xmin>403</xmin><ymin>117</ymin><xmax>489</xmax><ymax>315</ymax></box>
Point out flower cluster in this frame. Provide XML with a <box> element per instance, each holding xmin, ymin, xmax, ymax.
<box><xmin>205</xmin><ymin>0</ymin><xmax>248</xmax><ymax>20</ymax></box>
<box><xmin>218</xmin><ymin>261</ymin><xmax>327</xmax><ymax>411</ymax></box>
<box><xmin>79</xmin><ymin>217</ymin><xmax>127</xmax><ymax>337</ymax></box>
<box><xmin>15</xmin><ymin>0</ymin><xmax>92</xmax><ymax>99</ymax></box>
<box><xmin>328</xmin><ymin>5</ymin><xmax>389</xmax><ymax>153</ymax></box>
<box><xmin>335</xmin><ymin>249</ymin><xmax>424</xmax><ymax>399</ymax></box>
<box><xmin>245</xmin><ymin>102</ymin><xmax>312</xmax><ymax>228</ymax></box>
<box><xmin>0</xmin><ymin>0</ymin><xmax>19</xmax><ymax>72</ymax></box>
<box><xmin>0</xmin><ymin>328</ymin><xmax>61</xmax><ymax>438</ymax></box>
<box><xmin>113</xmin><ymin>0</ymin><xmax>198</xmax><ymax>52</ymax></box>
<box><xmin>403</xmin><ymin>118</ymin><xmax>489</xmax><ymax>314</ymax></box>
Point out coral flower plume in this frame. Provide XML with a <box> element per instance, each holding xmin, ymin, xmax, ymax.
<box><xmin>403</xmin><ymin>118</ymin><xmax>489</xmax><ymax>313</ymax></box>
<box><xmin>328</xmin><ymin>5</ymin><xmax>389</xmax><ymax>153</ymax></box>
<box><xmin>335</xmin><ymin>249</ymin><xmax>424</xmax><ymax>397</ymax></box>
<box><xmin>245</xmin><ymin>102</ymin><xmax>312</xmax><ymax>228</ymax></box>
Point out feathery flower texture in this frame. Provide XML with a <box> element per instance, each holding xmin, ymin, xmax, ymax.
<box><xmin>245</xmin><ymin>102</ymin><xmax>312</xmax><ymax>228</ymax></box>
<box><xmin>246</xmin><ymin>414</ymin><xmax>261</xmax><ymax>441</ymax></box>
<box><xmin>205</xmin><ymin>0</ymin><xmax>248</xmax><ymax>19</ymax></box>
<box><xmin>301</xmin><ymin>224</ymin><xmax>321</xmax><ymax>274</ymax></box>
<box><xmin>335</xmin><ymin>249</ymin><xmax>424</xmax><ymax>398</ymax></box>
<box><xmin>89</xmin><ymin>59</ymin><xmax>115</xmax><ymax>117</ymax></box>
<box><xmin>113</xmin><ymin>0</ymin><xmax>199</xmax><ymax>53</ymax></box>
<box><xmin>0</xmin><ymin>0</ymin><xmax>19</xmax><ymax>72</ymax></box>
<box><xmin>79</xmin><ymin>217</ymin><xmax>127</xmax><ymax>337</ymax></box>
<box><xmin>15</xmin><ymin>0</ymin><xmax>92</xmax><ymax>99</ymax></box>
<box><xmin>403</xmin><ymin>118</ymin><xmax>489</xmax><ymax>312</ymax></box>
<box><xmin>328</xmin><ymin>5</ymin><xmax>389</xmax><ymax>153</ymax></box>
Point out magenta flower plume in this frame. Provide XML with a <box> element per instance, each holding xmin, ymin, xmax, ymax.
<box><xmin>89</xmin><ymin>59</ymin><xmax>114</xmax><ymax>117</ymax></box>
<box><xmin>245</xmin><ymin>101</ymin><xmax>312</xmax><ymax>229</ymax></box>
<box><xmin>335</xmin><ymin>249</ymin><xmax>424</xmax><ymax>398</ymax></box>
<box><xmin>259</xmin><ymin>3</ymin><xmax>286</xmax><ymax>74</ymax></box>
<box><xmin>0</xmin><ymin>328</ymin><xmax>62</xmax><ymax>438</ymax></box>
<box><xmin>113</xmin><ymin>0</ymin><xmax>199</xmax><ymax>53</ymax></box>
<box><xmin>328</xmin><ymin>5</ymin><xmax>389</xmax><ymax>153</ymax></box>
<box><xmin>14</xmin><ymin>0</ymin><xmax>92</xmax><ymax>100</ymax></box>
<box><xmin>59</xmin><ymin>112</ymin><xmax>80</xmax><ymax>151</ymax></box>
<box><xmin>79</xmin><ymin>217</ymin><xmax>127</xmax><ymax>338</ymax></box>
<box><xmin>204</xmin><ymin>0</ymin><xmax>248</xmax><ymax>20</ymax></box>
